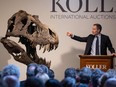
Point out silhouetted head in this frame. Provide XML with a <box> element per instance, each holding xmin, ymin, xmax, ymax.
<box><xmin>64</xmin><ymin>68</ymin><xmax>77</xmax><ymax>79</ymax></box>
<box><xmin>91</xmin><ymin>68</ymin><xmax>104</xmax><ymax>87</ymax></box>
<box><xmin>2</xmin><ymin>64</ymin><xmax>20</xmax><ymax>79</ymax></box>
<box><xmin>48</xmin><ymin>69</ymin><xmax>55</xmax><ymax>79</ymax></box>
<box><xmin>104</xmin><ymin>78</ymin><xmax>116</xmax><ymax>87</ymax></box>
<box><xmin>26</xmin><ymin>63</ymin><xmax>38</xmax><ymax>78</ymax></box>
<box><xmin>2</xmin><ymin>75</ymin><xmax>20</xmax><ymax>87</ymax></box>
<box><xmin>45</xmin><ymin>79</ymin><xmax>63</xmax><ymax>87</ymax></box>
<box><xmin>61</xmin><ymin>77</ymin><xmax>76</xmax><ymax>87</ymax></box>
<box><xmin>25</xmin><ymin>77</ymin><xmax>44</xmax><ymax>87</ymax></box>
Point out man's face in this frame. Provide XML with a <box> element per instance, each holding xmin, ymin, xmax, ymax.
<box><xmin>92</xmin><ymin>25</ymin><xmax>100</xmax><ymax>35</ymax></box>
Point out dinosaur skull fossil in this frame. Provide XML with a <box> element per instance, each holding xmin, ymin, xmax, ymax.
<box><xmin>6</xmin><ymin>10</ymin><xmax>58</xmax><ymax>51</ymax></box>
<box><xmin>1</xmin><ymin>10</ymin><xmax>59</xmax><ymax>67</ymax></box>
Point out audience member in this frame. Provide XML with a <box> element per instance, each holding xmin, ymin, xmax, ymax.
<box><xmin>107</xmin><ymin>69</ymin><xmax>116</xmax><ymax>78</ymax></box>
<box><xmin>48</xmin><ymin>69</ymin><xmax>55</xmax><ymax>79</ymax></box>
<box><xmin>91</xmin><ymin>68</ymin><xmax>104</xmax><ymax>87</ymax></box>
<box><xmin>75</xmin><ymin>69</ymin><xmax>80</xmax><ymax>83</ymax></box>
<box><xmin>45</xmin><ymin>79</ymin><xmax>62</xmax><ymax>87</ymax></box>
<box><xmin>1</xmin><ymin>65</ymin><xmax>20</xmax><ymax>87</ymax></box>
<box><xmin>61</xmin><ymin>77</ymin><xmax>76</xmax><ymax>87</ymax></box>
<box><xmin>25</xmin><ymin>77</ymin><xmax>44</xmax><ymax>87</ymax></box>
<box><xmin>2</xmin><ymin>75</ymin><xmax>20</xmax><ymax>87</ymax></box>
<box><xmin>104</xmin><ymin>78</ymin><xmax>116</xmax><ymax>87</ymax></box>
<box><xmin>26</xmin><ymin>63</ymin><xmax>38</xmax><ymax>78</ymax></box>
<box><xmin>64</xmin><ymin>68</ymin><xmax>77</xmax><ymax>79</ymax></box>
<box><xmin>20</xmin><ymin>63</ymin><xmax>38</xmax><ymax>87</ymax></box>
<box><xmin>79</xmin><ymin>73</ymin><xmax>90</xmax><ymax>85</ymax></box>
<box><xmin>80</xmin><ymin>67</ymin><xmax>92</xmax><ymax>77</ymax></box>
<box><xmin>34</xmin><ymin>65</ymin><xmax>44</xmax><ymax>75</ymax></box>
<box><xmin>36</xmin><ymin>72</ymin><xmax>50</xmax><ymax>84</ymax></box>
<box><xmin>98</xmin><ymin>69</ymin><xmax>116</xmax><ymax>87</ymax></box>
<box><xmin>1</xmin><ymin>63</ymin><xmax>116</xmax><ymax>87</ymax></box>
<box><xmin>0</xmin><ymin>71</ymin><xmax>4</xmax><ymax>87</ymax></box>
<box><xmin>38</xmin><ymin>64</ymin><xmax>49</xmax><ymax>74</ymax></box>
<box><xmin>77</xmin><ymin>83</ymin><xmax>88</xmax><ymax>87</ymax></box>
<box><xmin>98</xmin><ymin>73</ymin><xmax>109</xmax><ymax>87</ymax></box>
<box><xmin>76</xmin><ymin>67</ymin><xmax>93</xmax><ymax>87</ymax></box>
<box><xmin>1</xmin><ymin>64</ymin><xmax>20</xmax><ymax>79</ymax></box>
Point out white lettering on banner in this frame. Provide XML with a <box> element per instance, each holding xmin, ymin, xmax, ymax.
<box><xmin>86</xmin><ymin>64</ymin><xmax>107</xmax><ymax>69</ymax></box>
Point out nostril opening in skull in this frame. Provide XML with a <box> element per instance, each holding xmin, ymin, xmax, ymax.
<box><xmin>21</xmin><ymin>18</ymin><xmax>28</xmax><ymax>28</ymax></box>
<box><xmin>27</xmin><ymin>22</ymin><xmax>37</xmax><ymax>34</ymax></box>
<box><xmin>8</xmin><ymin>16</ymin><xmax>16</xmax><ymax>32</ymax></box>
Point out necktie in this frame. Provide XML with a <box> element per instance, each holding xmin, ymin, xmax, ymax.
<box><xmin>96</xmin><ymin>36</ymin><xmax>99</xmax><ymax>55</ymax></box>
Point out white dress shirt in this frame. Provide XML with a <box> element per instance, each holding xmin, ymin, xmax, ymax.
<box><xmin>91</xmin><ymin>34</ymin><xmax>101</xmax><ymax>55</ymax></box>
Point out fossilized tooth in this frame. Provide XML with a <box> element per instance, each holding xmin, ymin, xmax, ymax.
<box><xmin>46</xmin><ymin>44</ymin><xmax>51</xmax><ymax>52</ymax></box>
<box><xmin>45</xmin><ymin>44</ymin><xmax>51</xmax><ymax>52</ymax></box>
<box><xmin>39</xmin><ymin>44</ymin><xmax>44</xmax><ymax>50</ymax></box>
<box><xmin>6</xmin><ymin>10</ymin><xmax>59</xmax><ymax>51</ymax></box>
<box><xmin>43</xmin><ymin>44</ymin><xmax>49</xmax><ymax>53</ymax></box>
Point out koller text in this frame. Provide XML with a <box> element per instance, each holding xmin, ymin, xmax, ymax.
<box><xmin>51</xmin><ymin>0</ymin><xmax>116</xmax><ymax>13</ymax></box>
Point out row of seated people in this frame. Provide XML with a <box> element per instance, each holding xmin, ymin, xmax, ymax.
<box><xmin>0</xmin><ymin>63</ymin><xmax>116</xmax><ymax>87</ymax></box>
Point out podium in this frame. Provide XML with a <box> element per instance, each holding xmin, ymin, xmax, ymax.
<box><xmin>79</xmin><ymin>55</ymin><xmax>114</xmax><ymax>71</ymax></box>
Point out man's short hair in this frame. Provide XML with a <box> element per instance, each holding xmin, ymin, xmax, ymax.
<box><xmin>93</xmin><ymin>23</ymin><xmax>102</xmax><ymax>32</ymax></box>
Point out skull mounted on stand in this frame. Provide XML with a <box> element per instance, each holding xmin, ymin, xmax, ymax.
<box><xmin>0</xmin><ymin>10</ymin><xmax>59</xmax><ymax>68</ymax></box>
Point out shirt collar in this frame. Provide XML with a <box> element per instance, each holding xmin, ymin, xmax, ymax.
<box><xmin>96</xmin><ymin>33</ymin><xmax>101</xmax><ymax>37</ymax></box>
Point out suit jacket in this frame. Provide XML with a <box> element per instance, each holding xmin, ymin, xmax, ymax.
<box><xmin>72</xmin><ymin>34</ymin><xmax>115</xmax><ymax>55</ymax></box>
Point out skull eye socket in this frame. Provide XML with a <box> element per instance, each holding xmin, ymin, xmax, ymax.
<box><xmin>27</xmin><ymin>22</ymin><xmax>37</xmax><ymax>34</ymax></box>
<box><xmin>8</xmin><ymin>16</ymin><xmax>16</xmax><ymax>32</ymax></box>
<box><xmin>21</xmin><ymin>18</ymin><xmax>28</xmax><ymax>27</ymax></box>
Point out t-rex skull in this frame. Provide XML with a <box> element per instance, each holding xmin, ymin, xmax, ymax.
<box><xmin>6</xmin><ymin>10</ymin><xmax>59</xmax><ymax>51</ymax></box>
<box><xmin>0</xmin><ymin>10</ymin><xmax>59</xmax><ymax>67</ymax></box>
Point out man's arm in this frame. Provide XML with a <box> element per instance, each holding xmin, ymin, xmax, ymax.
<box><xmin>71</xmin><ymin>35</ymin><xmax>88</xmax><ymax>42</ymax></box>
<box><xmin>107</xmin><ymin>36</ymin><xmax>115</xmax><ymax>54</ymax></box>
<box><xmin>67</xmin><ymin>32</ymin><xmax>88</xmax><ymax>42</ymax></box>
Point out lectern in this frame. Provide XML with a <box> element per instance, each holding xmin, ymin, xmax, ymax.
<box><xmin>79</xmin><ymin>55</ymin><xmax>114</xmax><ymax>71</ymax></box>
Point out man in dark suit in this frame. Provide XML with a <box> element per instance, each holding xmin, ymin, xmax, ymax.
<box><xmin>67</xmin><ymin>23</ymin><xmax>116</xmax><ymax>56</ymax></box>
